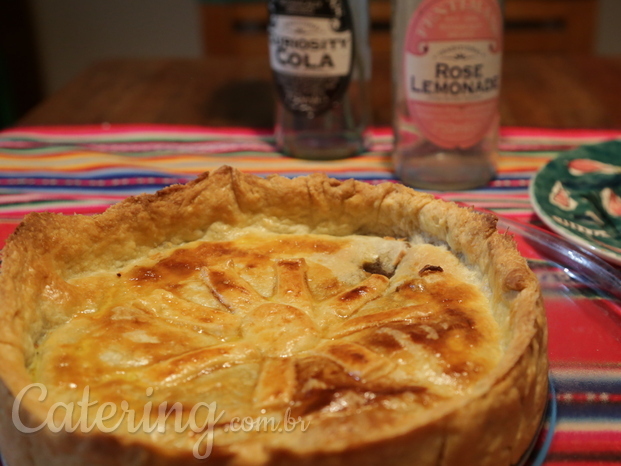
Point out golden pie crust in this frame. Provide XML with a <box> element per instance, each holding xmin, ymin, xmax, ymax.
<box><xmin>0</xmin><ymin>166</ymin><xmax>547</xmax><ymax>465</ymax></box>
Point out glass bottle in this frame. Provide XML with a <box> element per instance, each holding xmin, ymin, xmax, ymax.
<box><xmin>392</xmin><ymin>0</ymin><xmax>504</xmax><ymax>190</ymax></box>
<box><xmin>268</xmin><ymin>0</ymin><xmax>371</xmax><ymax>160</ymax></box>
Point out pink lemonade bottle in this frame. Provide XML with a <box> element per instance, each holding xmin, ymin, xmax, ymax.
<box><xmin>392</xmin><ymin>0</ymin><xmax>504</xmax><ymax>190</ymax></box>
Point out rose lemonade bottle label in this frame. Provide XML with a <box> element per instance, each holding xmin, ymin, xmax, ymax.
<box><xmin>404</xmin><ymin>0</ymin><xmax>503</xmax><ymax>149</ymax></box>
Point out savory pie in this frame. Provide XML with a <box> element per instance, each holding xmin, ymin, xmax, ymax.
<box><xmin>0</xmin><ymin>166</ymin><xmax>548</xmax><ymax>465</ymax></box>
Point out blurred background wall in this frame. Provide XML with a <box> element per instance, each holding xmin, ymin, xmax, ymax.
<box><xmin>596</xmin><ymin>0</ymin><xmax>621</xmax><ymax>55</ymax></box>
<box><xmin>29</xmin><ymin>0</ymin><xmax>202</xmax><ymax>94</ymax></box>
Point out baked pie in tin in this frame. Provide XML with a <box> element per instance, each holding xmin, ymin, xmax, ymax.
<box><xmin>0</xmin><ymin>167</ymin><xmax>548</xmax><ymax>465</ymax></box>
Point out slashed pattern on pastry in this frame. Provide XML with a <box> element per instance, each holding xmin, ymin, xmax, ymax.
<box><xmin>30</xmin><ymin>231</ymin><xmax>501</xmax><ymax>446</ymax></box>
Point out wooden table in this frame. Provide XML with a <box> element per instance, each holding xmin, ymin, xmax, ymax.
<box><xmin>18</xmin><ymin>55</ymin><xmax>621</xmax><ymax>129</ymax></box>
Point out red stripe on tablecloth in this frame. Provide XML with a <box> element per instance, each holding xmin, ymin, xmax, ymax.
<box><xmin>4</xmin><ymin>125</ymin><xmax>621</xmax><ymax>137</ymax></box>
<box><xmin>547</xmin><ymin>297</ymin><xmax>621</xmax><ymax>364</ymax></box>
<box><xmin>500</xmin><ymin>127</ymin><xmax>621</xmax><ymax>138</ymax></box>
<box><xmin>0</xmin><ymin>124</ymin><xmax>275</xmax><ymax>138</ymax></box>
<box><xmin>0</xmin><ymin>221</ymin><xmax>20</xmax><ymax>248</ymax></box>
<box><xmin>550</xmin><ymin>430</ymin><xmax>621</xmax><ymax>454</ymax></box>
<box><xmin>557</xmin><ymin>393</ymin><xmax>621</xmax><ymax>403</ymax></box>
<box><xmin>545</xmin><ymin>462</ymin><xmax>621</xmax><ymax>466</ymax></box>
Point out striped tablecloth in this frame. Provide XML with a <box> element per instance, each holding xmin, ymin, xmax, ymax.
<box><xmin>0</xmin><ymin>124</ymin><xmax>620</xmax><ymax>465</ymax></box>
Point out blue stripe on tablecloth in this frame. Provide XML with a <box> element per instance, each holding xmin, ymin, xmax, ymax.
<box><xmin>556</xmin><ymin>403</ymin><xmax>621</xmax><ymax>420</ymax></box>
<box><xmin>553</xmin><ymin>376</ymin><xmax>621</xmax><ymax>394</ymax></box>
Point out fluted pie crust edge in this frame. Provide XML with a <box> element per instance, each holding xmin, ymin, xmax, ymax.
<box><xmin>0</xmin><ymin>166</ymin><xmax>548</xmax><ymax>466</ymax></box>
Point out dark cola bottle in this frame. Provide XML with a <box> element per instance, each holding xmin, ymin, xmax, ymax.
<box><xmin>268</xmin><ymin>0</ymin><xmax>371</xmax><ymax>160</ymax></box>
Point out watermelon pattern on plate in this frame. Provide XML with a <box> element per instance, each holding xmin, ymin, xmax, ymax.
<box><xmin>530</xmin><ymin>140</ymin><xmax>621</xmax><ymax>266</ymax></box>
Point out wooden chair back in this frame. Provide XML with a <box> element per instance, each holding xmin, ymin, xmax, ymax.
<box><xmin>504</xmin><ymin>0</ymin><xmax>599</xmax><ymax>53</ymax></box>
<box><xmin>200</xmin><ymin>0</ymin><xmax>599</xmax><ymax>57</ymax></box>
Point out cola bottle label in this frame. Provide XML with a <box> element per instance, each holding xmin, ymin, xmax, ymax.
<box><xmin>404</xmin><ymin>0</ymin><xmax>503</xmax><ymax>149</ymax></box>
<box><xmin>268</xmin><ymin>0</ymin><xmax>354</xmax><ymax>118</ymax></box>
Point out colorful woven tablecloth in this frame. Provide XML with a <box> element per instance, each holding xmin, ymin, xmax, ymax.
<box><xmin>0</xmin><ymin>124</ymin><xmax>620</xmax><ymax>465</ymax></box>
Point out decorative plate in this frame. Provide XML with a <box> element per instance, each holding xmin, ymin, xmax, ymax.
<box><xmin>530</xmin><ymin>140</ymin><xmax>621</xmax><ymax>266</ymax></box>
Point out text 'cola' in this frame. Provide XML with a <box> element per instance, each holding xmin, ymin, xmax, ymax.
<box><xmin>268</xmin><ymin>0</ymin><xmax>371</xmax><ymax>160</ymax></box>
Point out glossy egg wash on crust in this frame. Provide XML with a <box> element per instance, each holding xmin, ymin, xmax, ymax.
<box><xmin>30</xmin><ymin>230</ymin><xmax>502</xmax><ymax>449</ymax></box>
